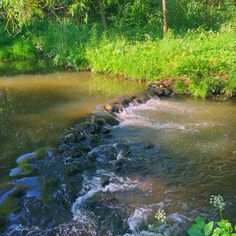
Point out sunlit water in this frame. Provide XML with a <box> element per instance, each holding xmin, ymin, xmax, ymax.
<box><xmin>0</xmin><ymin>69</ymin><xmax>235</xmax><ymax>235</ymax></box>
<box><xmin>0</xmin><ymin>71</ymin><xmax>143</xmax><ymax>217</ymax></box>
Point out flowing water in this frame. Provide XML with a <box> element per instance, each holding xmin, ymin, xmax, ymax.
<box><xmin>112</xmin><ymin>97</ymin><xmax>236</xmax><ymax>233</ymax></box>
<box><xmin>0</xmin><ymin>69</ymin><xmax>236</xmax><ymax>235</ymax></box>
<box><xmin>0</xmin><ymin>71</ymin><xmax>144</xmax><ymax>234</ymax></box>
<box><xmin>70</xmin><ymin>97</ymin><xmax>236</xmax><ymax>235</ymax></box>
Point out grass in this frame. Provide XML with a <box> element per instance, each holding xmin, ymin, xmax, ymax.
<box><xmin>86</xmin><ymin>25</ymin><xmax>236</xmax><ymax>98</ymax></box>
<box><xmin>0</xmin><ymin>21</ymin><xmax>236</xmax><ymax>98</ymax></box>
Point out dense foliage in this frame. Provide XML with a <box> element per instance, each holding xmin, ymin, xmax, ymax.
<box><xmin>0</xmin><ymin>0</ymin><xmax>236</xmax><ymax>97</ymax></box>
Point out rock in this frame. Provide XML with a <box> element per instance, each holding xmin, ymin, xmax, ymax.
<box><xmin>64</xmin><ymin>165</ymin><xmax>82</xmax><ymax>177</ymax></box>
<box><xmin>71</xmin><ymin>150</ymin><xmax>83</xmax><ymax>158</ymax></box>
<box><xmin>101</xmin><ymin>176</ymin><xmax>110</xmax><ymax>188</ymax></box>
<box><xmin>114</xmin><ymin>158</ymin><xmax>126</xmax><ymax>167</ymax></box>
<box><xmin>88</xmin><ymin>145</ymin><xmax>117</xmax><ymax>161</ymax></box>
<box><xmin>164</xmin><ymin>88</ymin><xmax>172</xmax><ymax>95</ymax></box>
<box><xmin>132</xmin><ymin>97</ymin><xmax>145</xmax><ymax>105</ymax></box>
<box><xmin>77</xmin><ymin>143</ymin><xmax>90</xmax><ymax>152</ymax></box>
<box><xmin>86</xmin><ymin>122</ymin><xmax>98</xmax><ymax>134</ymax></box>
<box><xmin>115</xmin><ymin>96</ymin><xmax>136</xmax><ymax>107</ymax></box>
<box><xmin>64</xmin><ymin>176</ymin><xmax>83</xmax><ymax>201</ymax></box>
<box><xmin>87</xmin><ymin>154</ymin><xmax>96</xmax><ymax>162</ymax></box>
<box><xmin>73</xmin><ymin>124</ymin><xmax>85</xmax><ymax>135</ymax></box>
<box><xmin>80</xmin><ymin>121</ymin><xmax>100</xmax><ymax>135</ymax></box>
<box><xmin>64</xmin><ymin>133</ymin><xmax>76</xmax><ymax>144</ymax></box>
<box><xmin>102</xmin><ymin>126</ymin><xmax>111</xmax><ymax>134</ymax></box>
<box><xmin>46</xmin><ymin>151</ymin><xmax>53</xmax><ymax>158</ymax></box>
<box><xmin>144</xmin><ymin>142</ymin><xmax>155</xmax><ymax>149</ymax></box>
<box><xmin>104</xmin><ymin>101</ymin><xmax>124</xmax><ymax>113</ymax></box>
<box><xmin>148</xmin><ymin>82</ymin><xmax>158</xmax><ymax>88</ymax></box>
<box><xmin>71</xmin><ymin>144</ymin><xmax>88</xmax><ymax>158</ymax></box>
<box><xmin>16</xmin><ymin>152</ymin><xmax>37</xmax><ymax>164</ymax></box>
<box><xmin>9</xmin><ymin>167</ymin><xmax>21</xmax><ymax>177</ymax></box>
<box><xmin>9</xmin><ymin>164</ymin><xmax>33</xmax><ymax>177</ymax></box>
<box><xmin>104</xmin><ymin>103</ymin><xmax>113</xmax><ymax>112</ymax></box>
<box><xmin>11</xmin><ymin>188</ymin><xmax>26</xmax><ymax>198</ymax></box>
<box><xmin>58</xmin><ymin>144</ymin><xmax>71</xmax><ymax>153</ymax></box>
<box><xmin>147</xmin><ymin>87</ymin><xmax>159</xmax><ymax>96</ymax></box>
<box><xmin>146</xmin><ymin>79</ymin><xmax>174</xmax><ymax>97</ymax></box>
<box><xmin>94</xmin><ymin>118</ymin><xmax>106</xmax><ymax>125</ymax></box>
<box><xmin>112</xmin><ymin>103</ymin><xmax>123</xmax><ymax>113</ymax></box>
<box><xmin>93</xmin><ymin>113</ymin><xmax>119</xmax><ymax>126</ymax></box>
<box><xmin>115</xmin><ymin>143</ymin><xmax>131</xmax><ymax>157</ymax></box>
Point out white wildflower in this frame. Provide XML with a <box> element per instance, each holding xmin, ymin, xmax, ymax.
<box><xmin>210</xmin><ymin>195</ymin><xmax>225</xmax><ymax>210</ymax></box>
<box><xmin>155</xmin><ymin>209</ymin><xmax>167</xmax><ymax>224</ymax></box>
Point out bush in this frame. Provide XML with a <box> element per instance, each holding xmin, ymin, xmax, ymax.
<box><xmin>11</xmin><ymin>39</ymin><xmax>36</xmax><ymax>59</ymax></box>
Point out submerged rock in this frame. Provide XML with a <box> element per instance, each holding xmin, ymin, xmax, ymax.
<box><xmin>58</xmin><ymin>144</ymin><xmax>71</xmax><ymax>153</ymax></box>
<box><xmin>16</xmin><ymin>153</ymin><xmax>37</xmax><ymax>164</ymax></box>
<box><xmin>115</xmin><ymin>143</ymin><xmax>131</xmax><ymax>158</ymax></box>
<box><xmin>101</xmin><ymin>176</ymin><xmax>110</xmax><ymax>188</ymax></box>
<box><xmin>93</xmin><ymin>112</ymin><xmax>119</xmax><ymax>126</ymax></box>
<box><xmin>88</xmin><ymin>145</ymin><xmax>117</xmax><ymax>161</ymax></box>
<box><xmin>144</xmin><ymin>142</ymin><xmax>155</xmax><ymax>150</ymax></box>
<box><xmin>71</xmin><ymin>144</ymin><xmax>88</xmax><ymax>158</ymax></box>
<box><xmin>64</xmin><ymin>165</ymin><xmax>82</xmax><ymax>177</ymax></box>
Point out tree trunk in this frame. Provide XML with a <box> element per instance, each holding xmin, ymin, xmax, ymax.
<box><xmin>99</xmin><ymin>0</ymin><xmax>108</xmax><ymax>30</ymax></box>
<box><xmin>210</xmin><ymin>0</ymin><xmax>214</xmax><ymax>8</ymax></box>
<box><xmin>162</xmin><ymin>0</ymin><xmax>167</xmax><ymax>36</ymax></box>
<box><xmin>218</xmin><ymin>0</ymin><xmax>221</xmax><ymax>9</ymax></box>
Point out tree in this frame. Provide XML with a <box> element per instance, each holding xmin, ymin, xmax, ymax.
<box><xmin>162</xmin><ymin>0</ymin><xmax>167</xmax><ymax>35</ymax></box>
<box><xmin>98</xmin><ymin>0</ymin><xmax>108</xmax><ymax>30</ymax></box>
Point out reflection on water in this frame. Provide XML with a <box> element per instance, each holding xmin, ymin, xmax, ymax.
<box><xmin>0</xmin><ymin>60</ymin><xmax>56</xmax><ymax>76</ymax></box>
<box><xmin>0</xmin><ymin>71</ymin><xmax>143</xmax><ymax>196</ymax></box>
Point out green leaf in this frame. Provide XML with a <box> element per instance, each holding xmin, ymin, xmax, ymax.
<box><xmin>195</xmin><ymin>217</ymin><xmax>205</xmax><ymax>229</ymax></box>
<box><xmin>204</xmin><ymin>221</ymin><xmax>214</xmax><ymax>236</ymax></box>
<box><xmin>187</xmin><ymin>217</ymin><xmax>206</xmax><ymax>236</ymax></box>
<box><xmin>187</xmin><ymin>226</ymin><xmax>204</xmax><ymax>236</ymax></box>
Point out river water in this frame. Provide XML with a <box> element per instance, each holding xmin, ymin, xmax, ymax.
<box><xmin>0</xmin><ymin>71</ymin><xmax>144</xmax><ymax>234</ymax></box>
<box><xmin>0</xmin><ymin>71</ymin><xmax>235</xmax><ymax>235</ymax></box>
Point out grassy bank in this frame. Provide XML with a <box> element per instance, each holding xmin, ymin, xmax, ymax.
<box><xmin>1</xmin><ymin>21</ymin><xmax>236</xmax><ymax>98</ymax></box>
<box><xmin>87</xmin><ymin>25</ymin><xmax>236</xmax><ymax>98</ymax></box>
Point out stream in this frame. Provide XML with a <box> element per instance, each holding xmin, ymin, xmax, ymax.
<box><xmin>0</xmin><ymin>70</ymin><xmax>236</xmax><ymax>235</ymax></box>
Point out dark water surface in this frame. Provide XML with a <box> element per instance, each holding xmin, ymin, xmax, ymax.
<box><xmin>0</xmin><ymin>69</ymin><xmax>235</xmax><ymax>235</ymax></box>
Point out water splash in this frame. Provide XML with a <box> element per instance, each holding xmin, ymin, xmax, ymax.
<box><xmin>127</xmin><ymin>207</ymin><xmax>152</xmax><ymax>233</ymax></box>
<box><xmin>116</xmin><ymin>98</ymin><xmax>222</xmax><ymax>132</ymax></box>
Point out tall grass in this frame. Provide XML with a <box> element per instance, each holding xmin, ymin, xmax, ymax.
<box><xmin>86</xmin><ymin>25</ymin><xmax>236</xmax><ymax>97</ymax></box>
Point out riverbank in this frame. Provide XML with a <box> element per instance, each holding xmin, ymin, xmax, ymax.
<box><xmin>1</xmin><ymin>22</ymin><xmax>236</xmax><ymax>98</ymax></box>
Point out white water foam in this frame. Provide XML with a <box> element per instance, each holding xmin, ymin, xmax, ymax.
<box><xmin>116</xmin><ymin>98</ymin><xmax>221</xmax><ymax>132</ymax></box>
<box><xmin>127</xmin><ymin>207</ymin><xmax>152</xmax><ymax>233</ymax></box>
<box><xmin>72</xmin><ymin>172</ymin><xmax>152</xmax><ymax>217</ymax></box>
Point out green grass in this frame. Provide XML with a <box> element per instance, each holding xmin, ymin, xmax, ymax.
<box><xmin>0</xmin><ymin>21</ymin><xmax>236</xmax><ymax>98</ymax></box>
<box><xmin>86</xmin><ymin>25</ymin><xmax>236</xmax><ymax>98</ymax></box>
